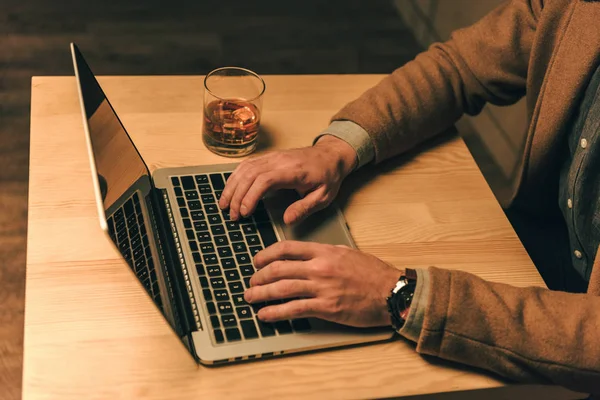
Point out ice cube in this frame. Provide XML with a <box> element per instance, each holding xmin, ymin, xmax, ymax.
<box><xmin>232</xmin><ymin>106</ymin><xmax>255</xmax><ymax>125</ymax></box>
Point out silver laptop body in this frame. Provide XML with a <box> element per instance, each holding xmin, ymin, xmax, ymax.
<box><xmin>71</xmin><ymin>43</ymin><xmax>393</xmax><ymax>365</ymax></box>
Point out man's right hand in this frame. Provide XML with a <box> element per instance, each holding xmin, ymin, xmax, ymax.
<box><xmin>219</xmin><ymin>135</ymin><xmax>357</xmax><ymax>225</ymax></box>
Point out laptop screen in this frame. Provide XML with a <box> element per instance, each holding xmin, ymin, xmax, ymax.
<box><xmin>72</xmin><ymin>44</ymin><xmax>150</xmax><ymax>211</ymax></box>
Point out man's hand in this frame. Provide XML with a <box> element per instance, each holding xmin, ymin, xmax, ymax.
<box><xmin>244</xmin><ymin>241</ymin><xmax>402</xmax><ymax>328</ymax></box>
<box><xmin>219</xmin><ymin>135</ymin><xmax>357</xmax><ymax>224</ymax></box>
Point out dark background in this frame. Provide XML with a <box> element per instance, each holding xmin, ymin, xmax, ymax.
<box><xmin>0</xmin><ymin>1</ymin><xmax>423</xmax><ymax>398</ymax></box>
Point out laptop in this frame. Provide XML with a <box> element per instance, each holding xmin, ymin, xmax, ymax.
<box><xmin>71</xmin><ymin>43</ymin><xmax>393</xmax><ymax>365</ymax></box>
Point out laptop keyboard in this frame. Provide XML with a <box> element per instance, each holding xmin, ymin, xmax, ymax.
<box><xmin>107</xmin><ymin>192</ymin><xmax>163</xmax><ymax>310</ymax></box>
<box><xmin>171</xmin><ymin>173</ymin><xmax>312</xmax><ymax>344</ymax></box>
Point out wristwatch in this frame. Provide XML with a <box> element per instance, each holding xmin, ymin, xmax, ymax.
<box><xmin>386</xmin><ymin>269</ymin><xmax>417</xmax><ymax>331</ymax></box>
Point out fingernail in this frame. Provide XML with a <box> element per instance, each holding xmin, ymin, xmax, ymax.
<box><xmin>240</xmin><ymin>204</ymin><xmax>248</xmax><ymax>216</ymax></box>
<box><xmin>230</xmin><ymin>211</ymin><xmax>238</xmax><ymax>220</ymax></box>
<box><xmin>244</xmin><ymin>289</ymin><xmax>252</xmax><ymax>302</ymax></box>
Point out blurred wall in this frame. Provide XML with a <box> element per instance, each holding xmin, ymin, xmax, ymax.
<box><xmin>393</xmin><ymin>0</ymin><xmax>528</xmax><ymax>183</ymax></box>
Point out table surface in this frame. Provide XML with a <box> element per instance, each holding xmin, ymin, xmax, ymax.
<box><xmin>25</xmin><ymin>74</ymin><xmax>545</xmax><ymax>399</ymax></box>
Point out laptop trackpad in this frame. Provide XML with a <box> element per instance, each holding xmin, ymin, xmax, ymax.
<box><xmin>264</xmin><ymin>190</ymin><xmax>353</xmax><ymax>247</ymax></box>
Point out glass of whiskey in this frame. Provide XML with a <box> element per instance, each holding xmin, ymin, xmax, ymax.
<box><xmin>203</xmin><ymin>67</ymin><xmax>265</xmax><ymax>157</ymax></box>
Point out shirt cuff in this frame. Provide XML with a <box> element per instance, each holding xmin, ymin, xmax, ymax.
<box><xmin>313</xmin><ymin>121</ymin><xmax>375</xmax><ymax>170</ymax></box>
<box><xmin>398</xmin><ymin>268</ymin><xmax>429</xmax><ymax>342</ymax></box>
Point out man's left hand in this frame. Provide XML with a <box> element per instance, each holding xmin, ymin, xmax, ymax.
<box><xmin>244</xmin><ymin>241</ymin><xmax>402</xmax><ymax>328</ymax></box>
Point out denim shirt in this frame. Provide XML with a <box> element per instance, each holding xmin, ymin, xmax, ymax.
<box><xmin>558</xmin><ymin>62</ymin><xmax>600</xmax><ymax>282</ymax></box>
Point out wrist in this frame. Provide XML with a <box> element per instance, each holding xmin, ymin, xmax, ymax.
<box><xmin>314</xmin><ymin>135</ymin><xmax>358</xmax><ymax>177</ymax></box>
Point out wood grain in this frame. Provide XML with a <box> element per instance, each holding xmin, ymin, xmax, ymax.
<box><xmin>25</xmin><ymin>75</ymin><xmax>546</xmax><ymax>399</ymax></box>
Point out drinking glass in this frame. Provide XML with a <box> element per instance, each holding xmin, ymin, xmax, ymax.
<box><xmin>203</xmin><ymin>67</ymin><xmax>265</xmax><ymax>157</ymax></box>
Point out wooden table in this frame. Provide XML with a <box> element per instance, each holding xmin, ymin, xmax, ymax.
<box><xmin>25</xmin><ymin>75</ymin><xmax>551</xmax><ymax>399</ymax></box>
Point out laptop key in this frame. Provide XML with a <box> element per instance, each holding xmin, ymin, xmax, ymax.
<box><xmin>291</xmin><ymin>319</ymin><xmax>312</xmax><ymax>332</ymax></box>
<box><xmin>186</xmin><ymin>229</ymin><xmax>195</xmax><ymax>240</ymax></box>
<box><xmin>205</xmin><ymin>204</ymin><xmax>219</xmax><ymax>214</ymax></box>
<box><xmin>209</xmin><ymin>173</ymin><xmax>225</xmax><ymax>190</ymax></box>
<box><xmin>188</xmin><ymin>200</ymin><xmax>202</xmax><ymax>210</ymax></box>
<box><xmin>185</xmin><ymin>191</ymin><xmax>199</xmax><ymax>200</ymax></box>
<box><xmin>215</xmin><ymin>190</ymin><xmax>222</xmax><ymax>200</ymax></box>
<box><xmin>211</xmin><ymin>225</ymin><xmax>225</xmax><ymax>235</ymax></box>
<box><xmin>225</xmin><ymin>270</ymin><xmax>240</xmax><ymax>281</ymax></box>
<box><xmin>275</xmin><ymin>320</ymin><xmax>293</xmax><ymax>335</ymax></box>
<box><xmin>249</xmin><ymin>246</ymin><xmax>262</xmax><ymax>256</ymax></box>
<box><xmin>257</xmin><ymin>320</ymin><xmax>276</xmax><ymax>337</ymax></box>
<box><xmin>204</xmin><ymin>254</ymin><xmax>218</xmax><ymax>265</ymax></box>
<box><xmin>224</xmin><ymin>172</ymin><xmax>232</xmax><ymax>181</ymax></box>
<box><xmin>201</xmin><ymin>194</ymin><xmax>215</xmax><ymax>204</ymax></box>
<box><xmin>211</xmin><ymin>316</ymin><xmax>221</xmax><ymax>329</ymax></box>
<box><xmin>198</xmin><ymin>185</ymin><xmax>211</xmax><ymax>194</ymax></box>
<box><xmin>182</xmin><ymin>218</ymin><xmax>192</xmax><ymax>229</ymax></box>
<box><xmin>236</xmin><ymin>253</ymin><xmax>251</xmax><ymax>265</ymax></box>
<box><xmin>233</xmin><ymin>242</ymin><xmax>247</xmax><ymax>253</ymax></box>
<box><xmin>239</xmin><ymin>265</ymin><xmax>254</xmax><ymax>277</ymax></box>
<box><xmin>192</xmin><ymin>252</ymin><xmax>202</xmax><ymax>263</ymax></box>
<box><xmin>195</xmin><ymin>175</ymin><xmax>208</xmax><ymax>184</ymax></box>
<box><xmin>257</xmin><ymin>223</ymin><xmax>278</xmax><ymax>247</ymax></box>
<box><xmin>229</xmin><ymin>231</ymin><xmax>243</xmax><ymax>242</ymax></box>
<box><xmin>207</xmin><ymin>266</ymin><xmax>222</xmax><ymax>277</ymax></box>
<box><xmin>221</xmin><ymin>257</ymin><xmax>236</xmax><ymax>269</ymax></box>
<box><xmin>236</xmin><ymin>306</ymin><xmax>253</xmax><ymax>320</ymax></box>
<box><xmin>208</xmin><ymin>214</ymin><xmax>222</xmax><ymax>225</ymax></box>
<box><xmin>174</xmin><ymin>186</ymin><xmax>183</xmax><ymax>197</ymax></box>
<box><xmin>214</xmin><ymin>235</ymin><xmax>229</xmax><ymax>246</ymax></box>
<box><xmin>177</xmin><ymin>197</ymin><xmax>186</xmax><ymax>207</ymax></box>
<box><xmin>242</xmin><ymin>224</ymin><xmax>256</xmax><ymax>234</ymax></box>
<box><xmin>206</xmin><ymin>302</ymin><xmax>217</xmax><ymax>315</ymax></box>
<box><xmin>246</xmin><ymin>235</ymin><xmax>260</xmax><ymax>246</ymax></box>
<box><xmin>193</xmin><ymin>220</ymin><xmax>208</xmax><ymax>231</ymax></box>
<box><xmin>197</xmin><ymin>232</ymin><xmax>211</xmax><ymax>243</ymax></box>
<box><xmin>214</xmin><ymin>289</ymin><xmax>229</xmax><ymax>301</ymax></box>
<box><xmin>232</xmin><ymin>294</ymin><xmax>247</xmax><ymax>306</ymax></box>
<box><xmin>226</xmin><ymin>222</ymin><xmax>240</xmax><ymax>231</ymax></box>
<box><xmin>181</xmin><ymin>176</ymin><xmax>195</xmax><ymax>190</ymax></box>
<box><xmin>218</xmin><ymin>302</ymin><xmax>233</xmax><ymax>314</ymax></box>
<box><xmin>210</xmin><ymin>277</ymin><xmax>226</xmax><ymax>288</ymax></box>
<box><xmin>196</xmin><ymin>264</ymin><xmax>206</xmax><ymax>276</ymax></box>
<box><xmin>179</xmin><ymin>208</ymin><xmax>189</xmax><ymax>218</ymax></box>
<box><xmin>171</xmin><ymin>176</ymin><xmax>180</xmax><ymax>187</ymax></box>
<box><xmin>229</xmin><ymin>281</ymin><xmax>244</xmax><ymax>294</ymax></box>
<box><xmin>191</xmin><ymin>211</ymin><xmax>205</xmax><ymax>221</ymax></box>
<box><xmin>218</xmin><ymin>247</ymin><xmax>232</xmax><ymax>258</ymax></box>
<box><xmin>202</xmin><ymin>288</ymin><xmax>212</xmax><ymax>301</ymax></box>
<box><xmin>243</xmin><ymin>277</ymin><xmax>252</xmax><ymax>288</ymax></box>
<box><xmin>221</xmin><ymin>315</ymin><xmax>237</xmax><ymax>327</ymax></box>
<box><xmin>199</xmin><ymin>277</ymin><xmax>209</xmax><ymax>288</ymax></box>
<box><xmin>213</xmin><ymin>329</ymin><xmax>225</xmax><ymax>344</ymax></box>
<box><xmin>253</xmin><ymin>208</ymin><xmax>270</xmax><ymax>223</ymax></box>
<box><xmin>240</xmin><ymin>320</ymin><xmax>259</xmax><ymax>339</ymax></box>
<box><xmin>225</xmin><ymin>327</ymin><xmax>241</xmax><ymax>342</ymax></box>
<box><xmin>188</xmin><ymin>240</ymin><xmax>198</xmax><ymax>251</ymax></box>
<box><xmin>200</xmin><ymin>243</ymin><xmax>215</xmax><ymax>253</ymax></box>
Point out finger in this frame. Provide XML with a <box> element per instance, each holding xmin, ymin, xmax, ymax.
<box><xmin>219</xmin><ymin>157</ymin><xmax>267</xmax><ymax>210</ymax></box>
<box><xmin>239</xmin><ymin>170</ymin><xmax>302</xmax><ymax>217</ymax></box>
<box><xmin>257</xmin><ymin>299</ymin><xmax>319</xmax><ymax>322</ymax></box>
<box><xmin>250</xmin><ymin>260</ymin><xmax>310</xmax><ymax>286</ymax></box>
<box><xmin>228</xmin><ymin>161</ymin><xmax>271</xmax><ymax>220</ymax></box>
<box><xmin>254</xmin><ymin>240</ymin><xmax>325</xmax><ymax>268</ymax></box>
<box><xmin>283</xmin><ymin>187</ymin><xmax>331</xmax><ymax>225</ymax></box>
<box><xmin>244</xmin><ymin>279</ymin><xmax>315</xmax><ymax>303</ymax></box>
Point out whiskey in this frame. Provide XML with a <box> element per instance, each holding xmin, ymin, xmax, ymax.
<box><xmin>203</xmin><ymin>99</ymin><xmax>261</xmax><ymax>157</ymax></box>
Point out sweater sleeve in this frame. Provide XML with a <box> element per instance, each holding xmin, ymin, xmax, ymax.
<box><xmin>331</xmin><ymin>0</ymin><xmax>542</xmax><ymax>162</ymax></box>
<box><xmin>417</xmin><ymin>267</ymin><xmax>600</xmax><ymax>394</ymax></box>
